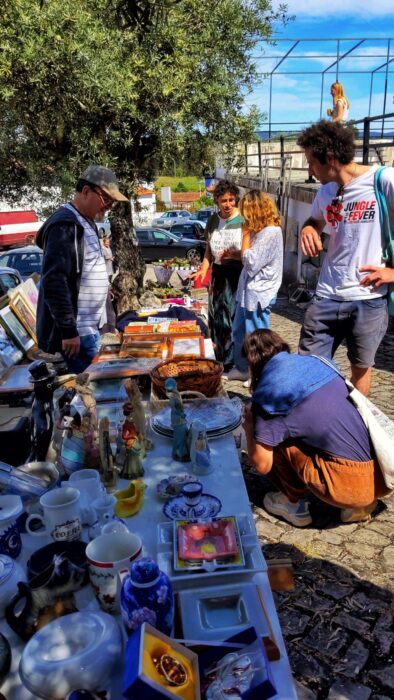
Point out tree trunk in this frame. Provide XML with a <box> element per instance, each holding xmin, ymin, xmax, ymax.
<box><xmin>110</xmin><ymin>201</ymin><xmax>145</xmax><ymax>315</ymax></box>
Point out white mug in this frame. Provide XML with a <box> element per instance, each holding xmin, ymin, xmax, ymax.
<box><xmin>86</xmin><ymin>531</ymin><xmax>142</xmax><ymax>613</ymax></box>
<box><xmin>63</xmin><ymin>470</ymin><xmax>104</xmax><ymax>524</ymax></box>
<box><xmin>26</xmin><ymin>487</ymin><xmax>82</xmax><ymax>542</ymax></box>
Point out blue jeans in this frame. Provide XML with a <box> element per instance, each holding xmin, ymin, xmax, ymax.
<box><xmin>233</xmin><ymin>299</ymin><xmax>276</xmax><ymax>372</ymax></box>
<box><xmin>299</xmin><ymin>295</ymin><xmax>388</xmax><ymax>368</ymax></box>
<box><xmin>62</xmin><ymin>331</ymin><xmax>100</xmax><ymax>374</ymax></box>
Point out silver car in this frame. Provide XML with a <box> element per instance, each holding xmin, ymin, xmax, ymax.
<box><xmin>154</xmin><ymin>210</ymin><xmax>191</xmax><ymax>228</ymax></box>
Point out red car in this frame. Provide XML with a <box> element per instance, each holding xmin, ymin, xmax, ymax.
<box><xmin>0</xmin><ymin>210</ymin><xmax>42</xmax><ymax>249</ymax></box>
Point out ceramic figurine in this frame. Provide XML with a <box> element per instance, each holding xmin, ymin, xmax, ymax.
<box><xmin>120</xmin><ymin>557</ymin><xmax>174</xmax><ymax>636</ymax></box>
<box><xmin>60</xmin><ymin>405</ymin><xmax>86</xmax><ymax>475</ymax></box>
<box><xmin>28</xmin><ymin>360</ymin><xmax>58</xmax><ymax>463</ymax></box>
<box><xmin>75</xmin><ymin>373</ymin><xmax>98</xmax><ymax>430</ymax></box>
<box><xmin>124</xmin><ymin>378</ymin><xmax>153</xmax><ymax>451</ymax></box>
<box><xmin>190</xmin><ymin>420</ymin><xmax>212</xmax><ymax>475</ymax></box>
<box><xmin>120</xmin><ymin>404</ymin><xmax>145</xmax><ymax>480</ymax></box>
<box><xmin>99</xmin><ymin>417</ymin><xmax>118</xmax><ymax>490</ymax></box>
<box><xmin>51</xmin><ymin>387</ymin><xmax>76</xmax><ymax>469</ymax></box>
<box><xmin>164</xmin><ymin>378</ymin><xmax>190</xmax><ymax>462</ymax></box>
<box><xmin>114</xmin><ymin>480</ymin><xmax>147</xmax><ymax>518</ymax></box>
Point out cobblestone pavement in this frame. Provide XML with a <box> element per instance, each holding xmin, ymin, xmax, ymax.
<box><xmin>225</xmin><ymin>297</ymin><xmax>394</xmax><ymax>700</ymax></box>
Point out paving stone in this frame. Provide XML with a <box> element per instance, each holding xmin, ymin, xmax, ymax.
<box><xmin>294</xmin><ymin>592</ymin><xmax>333</xmax><ymax>613</ymax></box>
<box><xmin>280</xmin><ymin>529</ymin><xmax>317</xmax><ymax>547</ymax></box>
<box><xmin>303</xmin><ymin>623</ymin><xmax>349</xmax><ymax>659</ymax></box>
<box><xmin>333</xmin><ymin>523</ymin><xmax>360</xmax><ymax>536</ymax></box>
<box><xmin>351</xmin><ymin>593</ymin><xmax>389</xmax><ymax>614</ymax></box>
<box><xmin>317</xmin><ymin>530</ymin><xmax>344</xmax><ymax>545</ymax></box>
<box><xmin>327</xmin><ymin>679</ymin><xmax>371</xmax><ymax>699</ymax></box>
<box><xmin>332</xmin><ymin>612</ymin><xmax>371</xmax><ymax>635</ymax></box>
<box><xmin>368</xmin><ymin>521</ymin><xmax>394</xmax><ymax>538</ymax></box>
<box><xmin>278</xmin><ymin>609</ymin><xmax>310</xmax><ymax>637</ymax></box>
<box><xmin>369</xmin><ymin>664</ymin><xmax>394</xmax><ymax>692</ymax></box>
<box><xmin>373</xmin><ymin>613</ymin><xmax>394</xmax><ymax>655</ymax></box>
<box><xmin>316</xmin><ymin>581</ymin><xmax>354</xmax><ymax>600</ymax></box>
<box><xmin>382</xmin><ymin>545</ymin><xmax>394</xmax><ymax>568</ymax></box>
<box><xmin>255</xmin><ymin>519</ymin><xmax>285</xmax><ymax>541</ymax></box>
<box><xmin>352</xmin><ymin>529</ymin><xmax>390</xmax><ymax>547</ymax></box>
<box><xmin>288</xmin><ymin>645</ymin><xmax>331</xmax><ymax>684</ymax></box>
<box><xmin>345</xmin><ymin>542</ymin><xmax>378</xmax><ymax>560</ymax></box>
<box><xmin>340</xmin><ymin>639</ymin><xmax>370</xmax><ymax>678</ymax></box>
<box><xmin>295</xmin><ymin>680</ymin><xmax>317</xmax><ymax>699</ymax></box>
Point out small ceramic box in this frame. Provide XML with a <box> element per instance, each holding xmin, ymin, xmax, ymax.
<box><xmin>123</xmin><ymin>622</ymin><xmax>200</xmax><ymax>700</ymax></box>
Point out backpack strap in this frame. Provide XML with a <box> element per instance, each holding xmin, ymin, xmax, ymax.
<box><xmin>374</xmin><ymin>166</ymin><xmax>394</xmax><ymax>266</ymax></box>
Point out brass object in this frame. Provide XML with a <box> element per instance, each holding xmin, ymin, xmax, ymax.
<box><xmin>152</xmin><ymin>653</ymin><xmax>188</xmax><ymax>687</ymax></box>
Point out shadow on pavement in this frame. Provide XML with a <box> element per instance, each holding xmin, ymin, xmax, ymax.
<box><xmin>263</xmin><ymin>541</ymin><xmax>394</xmax><ymax>700</ymax></box>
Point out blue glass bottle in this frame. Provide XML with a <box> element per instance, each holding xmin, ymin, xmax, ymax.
<box><xmin>120</xmin><ymin>557</ymin><xmax>174</xmax><ymax>636</ymax></box>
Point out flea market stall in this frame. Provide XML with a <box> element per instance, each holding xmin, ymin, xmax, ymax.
<box><xmin>0</xmin><ymin>279</ymin><xmax>297</xmax><ymax>700</ymax></box>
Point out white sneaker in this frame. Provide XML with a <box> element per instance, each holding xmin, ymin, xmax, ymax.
<box><xmin>226</xmin><ymin>367</ymin><xmax>249</xmax><ymax>382</ymax></box>
<box><xmin>340</xmin><ymin>500</ymin><xmax>377</xmax><ymax>523</ymax></box>
<box><xmin>263</xmin><ymin>492</ymin><xmax>312</xmax><ymax>527</ymax></box>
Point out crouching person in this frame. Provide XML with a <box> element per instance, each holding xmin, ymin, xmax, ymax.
<box><xmin>242</xmin><ymin>329</ymin><xmax>390</xmax><ymax>527</ymax></box>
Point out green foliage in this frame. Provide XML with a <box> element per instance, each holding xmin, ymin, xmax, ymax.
<box><xmin>193</xmin><ymin>195</ymin><xmax>214</xmax><ymax>209</ymax></box>
<box><xmin>173</xmin><ymin>181</ymin><xmax>188</xmax><ymax>192</ymax></box>
<box><xmin>156</xmin><ymin>176</ymin><xmax>202</xmax><ymax>192</ymax></box>
<box><xmin>0</xmin><ymin>0</ymin><xmax>290</xmax><ymax>204</ymax></box>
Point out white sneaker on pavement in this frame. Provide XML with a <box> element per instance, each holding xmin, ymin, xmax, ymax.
<box><xmin>263</xmin><ymin>491</ymin><xmax>312</xmax><ymax>527</ymax></box>
<box><xmin>226</xmin><ymin>367</ymin><xmax>249</xmax><ymax>382</ymax></box>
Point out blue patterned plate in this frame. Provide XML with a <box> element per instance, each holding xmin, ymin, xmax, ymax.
<box><xmin>163</xmin><ymin>493</ymin><xmax>222</xmax><ymax>520</ymax></box>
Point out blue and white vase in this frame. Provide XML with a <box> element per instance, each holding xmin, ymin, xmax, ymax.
<box><xmin>120</xmin><ymin>557</ymin><xmax>174</xmax><ymax>636</ymax></box>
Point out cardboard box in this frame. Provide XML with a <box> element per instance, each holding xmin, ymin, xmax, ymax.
<box><xmin>123</xmin><ymin>623</ymin><xmax>201</xmax><ymax>700</ymax></box>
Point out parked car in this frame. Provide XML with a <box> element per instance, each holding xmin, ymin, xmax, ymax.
<box><xmin>0</xmin><ymin>246</ymin><xmax>43</xmax><ymax>280</ymax></box>
<box><xmin>168</xmin><ymin>221</ymin><xmax>206</xmax><ymax>241</ymax></box>
<box><xmin>136</xmin><ymin>228</ymin><xmax>205</xmax><ymax>263</ymax></box>
<box><xmin>154</xmin><ymin>210</ymin><xmax>192</xmax><ymax>228</ymax></box>
<box><xmin>0</xmin><ymin>210</ymin><xmax>42</xmax><ymax>249</ymax></box>
<box><xmin>0</xmin><ymin>266</ymin><xmax>22</xmax><ymax>295</ymax></box>
<box><xmin>191</xmin><ymin>208</ymin><xmax>215</xmax><ymax>223</ymax></box>
<box><xmin>96</xmin><ymin>218</ymin><xmax>111</xmax><ymax>238</ymax></box>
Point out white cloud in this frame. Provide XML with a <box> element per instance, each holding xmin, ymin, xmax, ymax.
<box><xmin>274</xmin><ymin>0</ymin><xmax>394</xmax><ymax>19</ymax></box>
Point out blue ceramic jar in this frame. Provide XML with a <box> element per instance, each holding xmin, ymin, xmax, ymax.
<box><xmin>120</xmin><ymin>557</ymin><xmax>174</xmax><ymax>636</ymax></box>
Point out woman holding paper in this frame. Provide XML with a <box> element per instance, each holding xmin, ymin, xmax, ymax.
<box><xmin>194</xmin><ymin>180</ymin><xmax>243</xmax><ymax>370</ymax></box>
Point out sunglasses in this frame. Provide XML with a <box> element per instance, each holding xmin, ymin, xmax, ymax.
<box><xmin>90</xmin><ymin>185</ymin><xmax>115</xmax><ymax>208</ymax></box>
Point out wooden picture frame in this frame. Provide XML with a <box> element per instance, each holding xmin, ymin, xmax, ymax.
<box><xmin>9</xmin><ymin>289</ymin><xmax>37</xmax><ymax>343</ymax></box>
<box><xmin>0</xmin><ymin>306</ymin><xmax>34</xmax><ymax>352</ymax></box>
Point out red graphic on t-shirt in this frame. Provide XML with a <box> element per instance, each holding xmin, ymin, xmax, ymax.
<box><xmin>326</xmin><ymin>200</ymin><xmax>343</xmax><ymax>225</ymax></box>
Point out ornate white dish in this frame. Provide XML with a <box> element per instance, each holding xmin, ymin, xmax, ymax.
<box><xmin>163</xmin><ymin>493</ymin><xmax>222</xmax><ymax>520</ymax></box>
<box><xmin>156</xmin><ymin>474</ymin><xmax>197</xmax><ymax>500</ymax></box>
<box><xmin>152</xmin><ymin>397</ymin><xmax>242</xmax><ymax>437</ymax></box>
<box><xmin>19</xmin><ymin>611</ymin><xmax>122</xmax><ymax>699</ymax></box>
<box><xmin>0</xmin><ymin>554</ymin><xmax>26</xmax><ymax>616</ymax></box>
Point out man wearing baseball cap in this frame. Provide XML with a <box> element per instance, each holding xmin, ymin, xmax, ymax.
<box><xmin>36</xmin><ymin>165</ymin><xmax>128</xmax><ymax>372</ymax></box>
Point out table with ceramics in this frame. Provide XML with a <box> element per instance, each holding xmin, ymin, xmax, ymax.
<box><xmin>0</xmin><ymin>425</ymin><xmax>297</xmax><ymax>699</ymax></box>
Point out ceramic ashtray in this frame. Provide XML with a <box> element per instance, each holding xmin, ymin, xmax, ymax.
<box><xmin>156</xmin><ymin>474</ymin><xmax>197</xmax><ymax>500</ymax></box>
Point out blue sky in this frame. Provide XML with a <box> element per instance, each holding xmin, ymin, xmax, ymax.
<box><xmin>246</xmin><ymin>0</ymin><xmax>394</xmax><ymax>133</ymax></box>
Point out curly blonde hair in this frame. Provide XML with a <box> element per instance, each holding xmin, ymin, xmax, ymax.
<box><xmin>240</xmin><ymin>190</ymin><xmax>281</xmax><ymax>233</ymax></box>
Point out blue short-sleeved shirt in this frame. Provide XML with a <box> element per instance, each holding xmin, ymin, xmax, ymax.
<box><xmin>253</xmin><ymin>376</ymin><xmax>372</xmax><ymax>462</ymax></box>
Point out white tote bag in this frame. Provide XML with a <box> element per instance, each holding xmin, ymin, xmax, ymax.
<box><xmin>315</xmin><ymin>356</ymin><xmax>394</xmax><ymax>490</ymax></box>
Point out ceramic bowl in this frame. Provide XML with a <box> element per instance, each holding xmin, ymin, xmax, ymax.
<box><xmin>0</xmin><ymin>494</ymin><xmax>24</xmax><ymax>559</ymax></box>
<box><xmin>27</xmin><ymin>540</ymin><xmax>88</xmax><ymax>589</ymax></box>
<box><xmin>156</xmin><ymin>474</ymin><xmax>197</xmax><ymax>500</ymax></box>
<box><xmin>17</xmin><ymin>461</ymin><xmax>59</xmax><ymax>488</ymax></box>
<box><xmin>19</xmin><ymin>611</ymin><xmax>122</xmax><ymax>699</ymax></box>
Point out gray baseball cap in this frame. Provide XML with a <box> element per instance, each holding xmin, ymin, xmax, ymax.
<box><xmin>80</xmin><ymin>165</ymin><xmax>128</xmax><ymax>202</ymax></box>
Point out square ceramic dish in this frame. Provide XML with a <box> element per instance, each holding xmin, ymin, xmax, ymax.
<box><xmin>177</xmin><ymin>581</ymin><xmax>271</xmax><ymax>642</ymax></box>
<box><xmin>174</xmin><ymin>517</ymin><xmax>244</xmax><ymax>571</ymax></box>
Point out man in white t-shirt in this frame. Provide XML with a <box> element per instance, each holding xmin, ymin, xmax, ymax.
<box><xmin>297</xmin><ymin>120</ymin><xmax>394</xmax><ymax>395</ymax></box>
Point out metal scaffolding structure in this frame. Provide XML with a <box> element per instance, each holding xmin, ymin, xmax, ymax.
<box><xmin>253</xmin><ymin>37</ymin><xmax>394</xmax><ymax>138</ymax></box>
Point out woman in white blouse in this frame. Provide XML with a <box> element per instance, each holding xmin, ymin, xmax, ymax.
<box><xmin>228</xmin><ymin>190</ymin><xmax>283</xmax><ymax>381</ymax></box>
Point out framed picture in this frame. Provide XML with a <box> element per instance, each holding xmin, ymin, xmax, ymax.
<box><xmin>0</xmin><ymin>325</ymin><xmax>23</xmax><ymax>367</ymax></box>
<box><xmin>0</xmin><ymin>306</ymin><xmax>34</xmax><ymax>352</ymax></box>
<box><xmin>20</xmin><ymin>277</ymin><xmax>39</xmax><ymax>309</ymax></box>
<box><xmin>9</xmin><ymin>290</ymin><xmax>37</xmax><ymax>343</ymax></box>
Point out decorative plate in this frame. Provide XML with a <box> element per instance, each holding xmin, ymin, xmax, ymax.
<box><xmin>163</xmin><ymin>493</ymin><xmax>222</xmax><ymax>520</ymax></box>
<box><xmin>177</xmin><ymin>519</ymin><xmax>239</xmax><ymax>561</ymax></box>
<box><xmin>156</xmin><ymin>474</ymin><xmax>198</xmax><ymax>500</ymax></box>
<box><xmin>152</xmin><ymin>398</ymin><xmax>242</xmax><ymax>437</ymax></box>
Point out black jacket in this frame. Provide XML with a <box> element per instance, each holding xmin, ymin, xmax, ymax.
<box><xmin>36</xmin><ymin>206</ymin><xmax>85</xmax><ymax>353</ymax></box>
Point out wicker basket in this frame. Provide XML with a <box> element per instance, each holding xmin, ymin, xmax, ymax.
<box><xmin>150</xmin><ymin>358</ymin><xmax>223</xmax><ymax>399</ymax></box>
